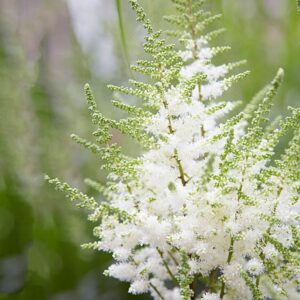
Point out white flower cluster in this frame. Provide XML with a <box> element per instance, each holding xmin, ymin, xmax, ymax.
<box><xmin>180</xmin><ymin>38</ymin><xmax>230</xmax><ymax>101</ymax></box>
<box><xmin>49</xmin><ymin>1</ymin><xmax>300</xmax><ymax>299</ymax></box>
<box><xmin>95</xmin><ymin>26</ymin><xmax>299</xmax><ymax>300</ymax></box>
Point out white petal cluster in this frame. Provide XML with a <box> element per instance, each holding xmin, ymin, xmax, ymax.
<box><xmin>245</xmin><ymin>258</ymin><xmax>264</xmax><ymax>276</ymax></box>
<box><xmin>180</xmin><ymin>38</ymin><xmax>230</xmax><ymax>101</ymax></box>
<box><xmin>201</xmin><ymin>292</ymin><xmax>221</xmax><ymax>300</ymax></box>
<box><xmin>53</xmin><ymin>2</ymin><xmax>300</xmax><ymax>300</ymax></box>
<box><xmin>86</xmin><ymin>23</ymin><xmax>296</xmax><ymax>300</ymax></box>
<box><xmin>91</xmin><ymin>26</ymin><xmax>300</xmax><ymax>298</ymax></box>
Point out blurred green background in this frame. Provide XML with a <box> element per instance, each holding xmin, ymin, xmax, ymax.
<box><xmin>0</xmin><ymin>0</ymin><xmax>299</xmax><ymax>299</ymax></box>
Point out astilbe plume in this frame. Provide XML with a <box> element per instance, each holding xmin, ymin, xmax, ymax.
<box><xmin>47</xmin><ymin>1</ymin><xmax>300</xmax><ymax>299</ymax></box>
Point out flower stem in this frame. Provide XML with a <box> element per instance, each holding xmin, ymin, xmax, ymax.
<box><xmin>150</xmin><ymin>283</ymin><xmax>165</xmax><ymax>300</ymax></box>
<box><xmin>157</xmin><ymin>248</ymin><xmax>178</xmax><ymax>284</ymax></box>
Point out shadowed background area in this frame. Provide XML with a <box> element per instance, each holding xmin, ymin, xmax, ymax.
<box><xmin>0</xmin><ymin>0</ymin><xmax>299</xmax><ymax>299</ymax></box>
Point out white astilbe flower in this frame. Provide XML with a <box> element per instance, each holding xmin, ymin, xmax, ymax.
<box><xmin>201</xmin><ymin>292</ymin><xmax>221</xmax><ymax>300</ymax></box>
<box><xmin>107</xmin><ymin>262</ymin><xmax>136</xmax><ymax>282</ymax></box>
<box><xmin>47</xmin><ymin>1</ymin><xmax>300</xmax><ymax>299</ymax></box>
<box><xmin>245</xmin><ymin>258</ymin><xmax>264</xmax><ymax>276</ymax></box>
<box><xmin>262</xmin><ymin>243</ymin><xmax>278</xmax><ymax>260</ymax></box>
<box><xmin>129</xmin><ymin>280</ymin><xmax>149</xmax><ymax>294</ymax></box>
<box><xmin>181</xmin><ymin>43</ymin><xmax>230</xmax><ymax>101</ymax></box>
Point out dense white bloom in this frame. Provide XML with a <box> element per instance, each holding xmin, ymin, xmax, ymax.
<box><xmin>201</xmin><ymin>292</ymin><xmax>221</xmax><ymax>300</ymax></box>
<box><xmin>49</xmin><ymin>1</ymin><xmax>300</xmax><ymax>299</ymax></box>
<box><xmin>245</xmin><ymin>258</ymin><xmax>264</xmax><ymax>276</ymax></box>
<box><xmin>199</xmin><ymin>81</ymin><xmax>228</xmax><ymax>101</ymax></box>
<box><xmin>107</xmin><ymin>263</ymin><xmax>137</xmax><ymax>282</ymax></box>
<box><xmin>129</xmin><ymin>280</ymin><xmax>149</xmax><ymax>294</ymax></box>
<box><xmin>262</xmin><ymin>243</ymin><xmax>278</xmax><ymax>259</ymax></box>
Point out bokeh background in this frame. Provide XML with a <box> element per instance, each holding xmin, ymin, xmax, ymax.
<box><xmin>0</xmin><ymin>0</ymin><xmax>299</xmax><ymax>299</ymax></box>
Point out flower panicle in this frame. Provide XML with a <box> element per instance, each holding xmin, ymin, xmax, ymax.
<box><xmin>48</xmin><ymin>1</ymin><xmax>300</xmax><ymax>299</ymax></box>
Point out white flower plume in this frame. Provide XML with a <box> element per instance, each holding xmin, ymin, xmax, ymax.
<box><xmin>47</xmin><ymin>1</ymin><xmax>300</xmax><ymax>299</ymax></box>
